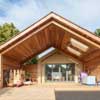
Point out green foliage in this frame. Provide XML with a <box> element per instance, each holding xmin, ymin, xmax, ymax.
<box><xmin>23</xmin><ymin>57</ymin><xmax>38</xmax><ymax>65</ymax></box>
<box><xmin>0</xmin><ymin>23</ymin><xmax>19</xmax><ymax>44</ymax></box>
<box><xmin>95</xmin><ymin>29</ymin><xmax>100</xmax><ymax>36</ymax></box>
<box><xmin>0</xmin><ymin>23</ymin><xmax>38</xmax><ymax>65</ymax></box>
<box><xmin>25</xmin><ymin>71</ymin><xmax>31</xmax><ymax>80</ymax></box>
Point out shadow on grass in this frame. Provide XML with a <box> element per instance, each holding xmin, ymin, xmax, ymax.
<box><xmin>55</xmin><ymin>91</ymin><xmax>100</xmax><ymax>100</ymax></box>
<box><xmin>0</xmin><ymin>87</ymin><xmax>13</xmax><ymax>96</ymax></box>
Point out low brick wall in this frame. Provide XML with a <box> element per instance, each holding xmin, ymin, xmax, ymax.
<box><xmin>23</xmin><ymin>64</ymin><xmax>38</xmax><ymax>82</ymax></box>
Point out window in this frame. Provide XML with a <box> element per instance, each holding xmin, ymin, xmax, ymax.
<box><xmin>45</xmin><ymin>63</ymin><xmax>75</xmax><ymax>82</ymax></box>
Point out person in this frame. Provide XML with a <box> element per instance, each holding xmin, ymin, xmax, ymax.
<box><xmin>3</xmin><ymin>70</ymin><xmax>10</xmax><ymax>87</ymax></box>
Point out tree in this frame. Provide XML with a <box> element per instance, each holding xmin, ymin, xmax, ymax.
<box><xmin>95</xmin><ymin>29</ymin><xmax>100</xmax><ymax>36</ymax></box>
<box><xmin>23</xmin><ymin>57</ymin><xmax>38</xmax><ymax>65</ymax></box>
<box><xmin>0</xmin><ymin>23</ymin><xmax>38</xmax><ymax>64</ymax></box>
<box><xmin>0</xmin><ymin>23</ymin><xmax>19</xmax><ymax>44</ymax></box>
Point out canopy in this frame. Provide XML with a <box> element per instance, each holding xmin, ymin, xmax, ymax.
<box><xmin>0</xmin><ymin>12</ymin><xmax>100</xmax><ymax>67</ymax></box>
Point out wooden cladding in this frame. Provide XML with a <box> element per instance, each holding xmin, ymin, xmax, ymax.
<box><xmin>0</xmin><ymin>13</ymin><xmax>100</xmax><ymax>66</ymax></box>
<box><xmin>3</xmin><ymin>56</ymin><xmax>20</xmax><ymax>70</ymax></box>
<box><xmin>23</xmin><ymin>64</ymin><xmax>38</xmax><ymax>82</ymax></box>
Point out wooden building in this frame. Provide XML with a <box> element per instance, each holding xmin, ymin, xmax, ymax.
<box><xmin>0</xmin><ymin>12</ymin><xmax>100</xmax><ymax>87</ymax></box>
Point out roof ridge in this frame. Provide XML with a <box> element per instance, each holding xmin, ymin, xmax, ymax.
<box><xmin>0</xmin><ymin>12</ymin><xmax>100</xmax><ymax>53</ymax></box>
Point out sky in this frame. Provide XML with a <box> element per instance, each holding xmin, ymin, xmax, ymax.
<box><xmin>0</xmin><ymin>0</ymin><xmax>100</xmax><ymax>32</ymax></box>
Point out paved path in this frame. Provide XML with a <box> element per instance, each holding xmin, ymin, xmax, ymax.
<box><xmin>0</xmin><ymin>86</ymin><xmax>55</xmax><ymax>100</ymax></box>
<box><xmin>1</xmin><ymin>85</ymin><xmax>100</xmax><ymax>100</ymax></box>
<box><xmin>55</xmin><ymin>91</ymin><xmax>100</xmax><ymax>100</ymax></box>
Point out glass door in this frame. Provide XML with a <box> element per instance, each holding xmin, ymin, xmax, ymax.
<box><xmin>66</xmin><ymin>64</ymin><xmax>75</xmax><ymax>81</ymax></box>
<box><xmin>45</xmin><ymin>63</ymin><xmax>75</xmax><ymax>82</ymax></box>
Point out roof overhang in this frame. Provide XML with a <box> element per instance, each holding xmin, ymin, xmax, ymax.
<box><xmin>0</xmin><ymin>12</ymin><xmax>100</xmax><ymax>65</ymax></box>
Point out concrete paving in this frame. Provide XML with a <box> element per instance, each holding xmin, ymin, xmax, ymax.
<box><xmin>0</xmin><ymin>86</ymin><xmax>55</xmax><ymax>100</ymax></box>
<box><xmin>1</xmin><ymin>84</ymin><xmax>100</xmax><ymax>100</ymax></box>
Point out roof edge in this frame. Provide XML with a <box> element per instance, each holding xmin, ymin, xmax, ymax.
<box><xmin>0</xmin><ymin>12</ymin><xmax>100</xmax><ymax>53</ymax></box>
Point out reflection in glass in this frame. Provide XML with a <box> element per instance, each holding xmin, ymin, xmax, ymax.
<box><xmin>45</xmin><ymin>63</ymin><xmax>75</xmax><ymax>82</ymax></box>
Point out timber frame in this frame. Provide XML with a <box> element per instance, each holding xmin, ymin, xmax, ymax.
<box><xmin>0</xmin><ymin>12</ymin><xmax>100</xmax><ymax>87</ymax></box>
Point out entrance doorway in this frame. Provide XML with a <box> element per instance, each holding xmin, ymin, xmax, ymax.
<box><xmin>45</xmin><ymin>63</ymin><xmax>75</xmax><ymax>82</ymax></box>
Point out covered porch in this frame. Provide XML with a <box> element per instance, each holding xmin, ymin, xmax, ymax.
<box><xmin>0</xmin><ymin>12</ymin><xmax>100</xmax><ymax>88</ymax></box>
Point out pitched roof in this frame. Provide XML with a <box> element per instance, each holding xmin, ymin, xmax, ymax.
<box><xmin>0</xmin><ymin>12</ymin><xmax>100</xmax><ymax>65</ymax></box>
<box><xmin>0</xmin><ymin>12</ymin><xmax>100</xmax><ymax>53</ymax></box>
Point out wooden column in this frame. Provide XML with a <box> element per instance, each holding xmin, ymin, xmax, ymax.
<box><xmin>41</xmin><ymin>64</ymin><xmax>45</xmax><ymax>84</ymax></box>
<box><xmin>0</xmin><ymin>54</ymin><xmax>3</xmax><ymax>88</ymax></box>
<box><xmin>82</xmin><ymin>62</ymin><xmax>87</xmax><ymax>72</ymax></box>
<box><xmin>37</xmin><ymin>62</ymin><xmax>42</xmax><ymax>84</ymax></box>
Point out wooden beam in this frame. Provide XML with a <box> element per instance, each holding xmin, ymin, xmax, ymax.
<box><xmin>52</xmin><ymin>16</ymin><xmax>100</xmax><ymax>45</ymax></box>
<box><xmin>52</xmin><ymin>21</ymin><xmax>100</xmax><ymax>48</ymax></box>
<box><xmin>85</xmin><ymin>56</ymin><xmax>100</xmax><ymax>67</ymax></box>
<box><xmin>3</xmin><ymin>55</ymin><xmax>21</xmax><ymax>64</ymax></box>
<box><xmin>20</xmin><ymin>46</ymin><xmax>51</xmax><ymax>64</ymax></box>
<box><xmin>1</xmin><ymin>12</ymin><xmax>100</xmax><ymax>54</ymax></box>
<box><xmin>44</xmin><ymin>28</ymin><xmax>51</xmax><ymax>47</ymax></box>
<box><xmin>55</xmin><ymin>25</ymin><xmax>65</xmax><ymax>49</ymax></box>
<box><xmin>1</xmin><ymin>22</ymin><xmax>53</xmax><ymax>54</ymax></box>
<box><xmin>0</xmin><ymin>54</ymin><xmax>3</xmax><ymax>88</ymax></box>
<box><xmin>68</xmin><ymin>44</ymin><xmax>85</xmax><ymax>54</ymax></box>
<box><xmin>40</xmin><ymin>50</ymin><xmax>57</xmax><ymax>62</ymax></box>
<box><xmin>83</xmin><ymin>49</ymin><xmax>100</xmax><ymax>62</ymax></box>
<box><xmin>55</xmin><ymin>47</ymin><xmax>83</xmax><ymax>64</ymax></box>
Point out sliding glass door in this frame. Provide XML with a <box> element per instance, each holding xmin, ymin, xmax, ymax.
<box><xmin>45</xmin><ymin>63</ymin><xmax>75</xmax><ymax>82</ymax></box>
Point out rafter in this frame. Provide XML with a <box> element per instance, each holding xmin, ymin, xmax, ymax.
<box><xmin>20</xmin><ymin>46</ymin><xmax>51</xmax><ymax>65</ymax></box>
<box><xmin>68</xmin><ymin>44</ymin><xmax>84</xmax><ymax>54</ymax></box>
<box><xmin>0</xmin><ymin>12</ymin><xmax>99</xmax><ymax>66</ymax></box>
<box><xmin>83</xmin><ymin>49</ymin><xmax>100</xmax><ymax>62</ymax></box>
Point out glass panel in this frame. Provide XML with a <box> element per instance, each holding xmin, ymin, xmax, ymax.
<box><xmin>52</xmin><ymin>64</ymin><xmax>59</xmax><ymax>72</ymax></box>
<box><xmin>52</xmin><ymin>64</ymin><xmax>61</xmax><ymax>81</ymax></box>
<box><xmin>70</xmin><ymin>38</ymin><xmax>89</xmax><ymax>52</ymax></box>
<box><xmin>45</xmin><ymin>64</ymin><xmax>52</xmax><ymax>81</ymax></box>
<box><xmin>45</xmin><ymin>63</ymin><xmax>75</xmax><ymax>82</ymax></box>
<box><xmin>66</xmin><ymin>64</ymin><xmax>75</xmax><ymax>81</ymax></box>
<box><xmin>60</xmin><ymin>64</ymin><xmax>66</xmax><ymax>81</ymax></box>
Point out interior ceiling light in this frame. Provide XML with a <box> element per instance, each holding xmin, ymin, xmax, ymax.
<box><xmin>67</xmin><ymin>46</ymin><xmax>81</xmax><ymax>56</ymax></box>
<box><xmin>70</xmin><ymin>38</ymin><xmax>89</xmax><ymax>52</ymax></box>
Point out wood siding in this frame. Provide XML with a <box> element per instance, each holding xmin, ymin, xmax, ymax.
<box><xmin>3</xmin><ymin>56</ymin><xmax>20</xmax><ymax>70</ymax></box>
<box><xmin>23</xmin><ymin>64</ymin><xmax>38</xmax><ymax>82</ymax></box>
<box><xmin>90</xmin><ymin>65</ymin><xmax>100</xmax><ymax>81</ymax></box>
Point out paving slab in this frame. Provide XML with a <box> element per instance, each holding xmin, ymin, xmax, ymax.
<box><xmin>0</xmin><ymin>86</ymin><xmax>55</xmax><ymax>100</ymax></box>
<box><xmin>1</xmin><ymin>84</ymin><xmax>100</xmax><ymax>100</ymax></box>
